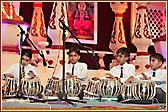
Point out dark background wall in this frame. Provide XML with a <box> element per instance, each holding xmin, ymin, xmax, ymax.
<box><xmin>20</xmin><ymin>2</ymin><xmax>150</xmax><ymax>70</ymax></box>
<box><xmin>19</xmin><ymin>2</ymin><xmax>134</xmax><ymax>51</ymax></box>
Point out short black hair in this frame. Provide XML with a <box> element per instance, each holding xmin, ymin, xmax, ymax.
<box><xmin>67</xmin><ymin>47</ymin><xmax>80</xmax><ymax>55</ymax></box>
<box><xmin>21</xmin><ymin>49</ymin><xmax>32</xmax><ymax>60</ymax></box>
<box><xmin>117</xmin><ymin>47</ymin><xmax>130</xmax><ymax>57</ymax></box>
<box><xmin>150</xmin><ymin>53</ymin><xmax>164</xmax><ymax>64</ymax></box>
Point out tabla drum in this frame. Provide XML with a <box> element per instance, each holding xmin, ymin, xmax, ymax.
<box><xmin>21</xmin><ymin>77</ymin><xmax>42</xmax><ymax>96</ymax></box>
<box><xmin>64</xmin><ymin>78</ymin><xmax>81</xmax><ymax>97</ymax></box>
<box><xmin>84</xmin><ymin>79</ymin><xmax>100</xmax><ymax>98</ymax></box>
<box><xmin>99</xmin><ymin>79</ymin><xmax>122</xmax><ymax>98</ymax></box>
<box><xmin>2</xmin><ymin>77</ymin><xmax>18</xmax><ymax>96</ymax></box>
<box><xmin>44</xmin><ymin>78</ymin><xmax>61</xmax><ymax>96</ymax></box>
<box><xmin>132</xmin><ymin>80</ymin><xmax>156</xmax><ymax>100</ymax></box>
<box><xmin>121</xmin><ymin>83</ymin><xmax>134</xmax><ymax>100</ymax></box>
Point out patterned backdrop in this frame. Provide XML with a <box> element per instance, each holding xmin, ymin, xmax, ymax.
<box><xmin>147</xmin><ymin>8</ymin><xmax>165</xmax><ymax>39</ymax></box>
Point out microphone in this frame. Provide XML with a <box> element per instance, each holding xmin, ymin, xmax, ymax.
<box><xmin>40</xmin><ymin>50</ymin><xmax>47</xmax><ymax>66</ymax></box>
<box><xmin>93</xmin><ymin>55</ymin><xmax>100</xmax><ymax>69</ymax></box>
<box><xmin>58</xmin><ymin>18</ymin><xmax>69</xmax><ymax>30</ymax></box>
<box><xmin>42</xmin><ymin>56</ymin><xmax>47</xmax><ymax>66</ymax></box>
<box><xmin>17</xmin><ymin>25</ymin><xmax>25</xmax><ymax>34</ymax></box>
<box><xmin>59</xmin><ymin>18</ymin><xmax>100</xmax><ymax>69</ymax></box>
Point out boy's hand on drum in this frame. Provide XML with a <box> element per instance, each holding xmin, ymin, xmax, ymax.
<box><xmin>141</xmin><ymin>73</ymin><xmax>150</xmax><ymax>80</ymax></box>
<box><xmin>92</xmin><ymin>77</ymin><xmax>100</xmax><ymax>81</ymax></box>
<box><xmin>105</xmin><ymin>73</ymin><xmax>115</xmax><ymax>79</ymax></box>
<box><xmin>4</xmin><ymin>74</ymin><xmax>14</xmax><ymax>78</ymax></box>
<box><xmin>73</xmin><ymin>75</ymin><xmax>78</xmax><ymax>79</ymax></box>
<box><xmin>125</xmin><ymin>76</ymin><xmax>134</xmax><ymax>84</ymax></box>
<box><xmin>125</xmin><ymin>80</ymin><xmax>130</xmax><ymax>84</ymax></box>
<box><xmin>66</xmin><ymin>72</ymin><xmax>78</xmax><ymax>79</ymax></box>
<box><xmin>66</xmin><ymin>72</ymin><xmax>73</xmax><ymax>78</ymax></box>
<box><xmin>52</xmin><ymin>76</ymin><xmax>59</xmax><ymax>80</ymax></box>
<box><xmin>28</xmin><ymin>70</ymin><xmax>36</xmax><ymax>78</ymax></box>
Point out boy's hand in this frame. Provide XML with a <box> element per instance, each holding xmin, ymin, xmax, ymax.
<box><xmin>105</xmin><ymin>73</ymin><xmax>115</xmax><ymax>79</ymax></box>
<box><xmin>28</xmin><ymin>70</ymin><xmax>36</xmax><ymax>78</ymax></box>
<box><xmin>92</xmin><ymin>77</ymin><xmax>100</xmax><ymax>81</ymax></box>
<box><xmin>66</xmin><ymin>72</ymin><xmax>72</xmax><ymax>78</ymax></box>
<box><xmin>66</xmin><ymin>72</ymin><xmax>78</xmax><ymax>79</ymax></box>
<box><xmin>73</xmin><ymin>75</ymin><xmax>78</xmax><ymax>79</ymax></box>
<box><xmin>141</xmin><ymin>73</ymin><xmax>150</xmax><ymax>80</ymax></box>
<box><xmin>125</xmin><ymin>76</ymin><xmax>134</xmax><ymax>84</ymax></box>
<box><xmin>52</xmin><ymin>76</ymin><xmax>59</xmax><ymax>80</ymax></box>
<box><xmin>4</xmin><ymin>73</ymin><xmax>14</xmax><ymax>78</ymax></box>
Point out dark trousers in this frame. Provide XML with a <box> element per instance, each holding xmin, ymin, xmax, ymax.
<box><xmin>154</xmin><ymin>88</ymin><xmax>166</xmax><ymax>103</ymax></box>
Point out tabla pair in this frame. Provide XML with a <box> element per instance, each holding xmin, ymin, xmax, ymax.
<box><xmin>125</xmin><ymin>80</ymin><xmax>156</xmax><ymax>100</ymax></box>
<box><xmin>84</xmin><ymin>78</ymin><xmax>156</xmax><ymax>101</ymax></box>
<box><xmin>2</xmin><ymin>77</ymin><xmax>42</xmax><ymax>97</ymax></box>
<box><xmin>44</xmin><ymin>77</ymin><xmax>81</xmax><ymax>97</ymax></box>
<box><xmin>84</xmin><ymin>79</ymin><xmax>122</xmax><ymax>98</ymax></box>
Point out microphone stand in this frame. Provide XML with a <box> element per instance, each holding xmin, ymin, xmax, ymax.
<box><xmin>27</xmin><ymin>22</ymin><xmax>87</xmax><ymax>106</ymax></box>
<box><xmin>54</xmin><ymin>19</ymin><xmax>87</xmax><ymax>106</ymax></box>
<box><xmin>55</xmin><ymin>18</ymin><xmax>100</xmax><ymax>105</ymax></box>
<box><xmin>2</xmin><ymin>25</ymin><xmax>47</xmax><ymax>100</ymax></box>
<box><xmin>25</xmin><ymin>33</ymin><xmax>47</xmax><ymax>67</ymax></box>
<box><xmin>2</xmin><ymin>25</ymin><xmax>27</xmax><ymax>100</ymax></box>
<box><xmin>58</xmin><ymin>18</ymin><xmax>100</xmax><ymax>68</ymax></box>
<box><xmin>15</xmin><ymin>26</ymin><xmax>85</xmax><ymax>106</ymax></box>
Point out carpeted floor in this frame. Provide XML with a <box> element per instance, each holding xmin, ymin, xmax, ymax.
<box><xmin>2</xmin><ymin>105</ymin><xmax>163</xmax><ymax>110</ymax></box>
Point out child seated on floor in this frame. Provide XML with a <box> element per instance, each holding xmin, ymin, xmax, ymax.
<box><xmin>136</xmin><ymin>53</ymin><xmax>166</xmax><ymax>103</ymax></box>
<box><xmin>92</xmin><ymin>47</ymin><xmax>136</xmax><ymax>84</ymax></box>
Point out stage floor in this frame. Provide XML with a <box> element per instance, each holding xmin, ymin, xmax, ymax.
<box><xmin>2</xmin><ymin>97</ymin><xmax>166</xmax><ymax>111</ymax></box>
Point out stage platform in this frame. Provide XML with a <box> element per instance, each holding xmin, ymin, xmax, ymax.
<box><xmin>2</xmin><ymin>97</ymin><xmax>166</xmax><ymax>111</ymax></box>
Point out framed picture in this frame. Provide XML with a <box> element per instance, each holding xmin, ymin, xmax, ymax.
<box><xmin>66</xmin><ymin>2</ymin><xmax>97</xmax><ymax>44</ymax></box>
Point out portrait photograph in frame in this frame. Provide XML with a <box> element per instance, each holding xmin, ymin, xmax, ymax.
<box><xmin>66</xmin><ymin>2</ymin><xmax>97</xmax><ymax>44</ymax></box>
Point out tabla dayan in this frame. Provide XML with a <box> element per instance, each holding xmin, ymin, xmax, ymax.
<box><xmin>2</xmin><ymin>77</ymin><xmax>18</xmax><ymax>96</ymax></box>
<box><xmin>132</xmin><ymin>80</ymin><xmax>156</xmax><ymax>100</ymax></box>
<box><xmin>64</xmin><ymin>78</ymin><xmax>81</xmax><ymax>97</ymax></box>
<box><xmin>21</xmin><ymin>77</ymin><xmax>42</xmax><ymax>96</ymax></box>
<box><xmin>99</xmin><ymin>79</ymin><xmax>122</xmax><ymax>98</ymax></box>
<box><xmin>84</xmin><ymin>79</ymin><xmax>100</xmax><ymax>98</ymax></box>
<box><xmin>44</xmin><ymin>78</ymin><xmax>61</xmax><ymax>96</ymax></box>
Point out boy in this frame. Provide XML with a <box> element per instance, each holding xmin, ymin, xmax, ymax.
<box><xmin>105</xmin><ymin>47</ymin><xmax>135</xmax><ymax>83</ymax></box>
<box><xmin>138</xmin><ymin>53</ymin><xmax>166</xmax><ymax>103</ymax></box>
<box><xmin>93</xmin><ymin>47</ymin><xmax>135</xmax><ymax>84</ymax></box>
<box><xmin>2</xmin><ymin>49</ymin><xmax>39</xmax><ymax>80</ymax></box>
<box><xmin>2</xmin><ymin>49</ymin><xmax>42</xmax><ymax>97</ymax></box>
<box><xmin>57</xmin><ymin>47</ymin><xmax>88</xmax><ymax>99</ymax></box>
<box><xmin>92</xmin><ymin>47</ymin><xmax>135</xmax><ymax>101</ymax></box>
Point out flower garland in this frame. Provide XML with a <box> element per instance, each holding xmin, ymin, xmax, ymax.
<box><xmin>1</xmin><ymin>2</ymin><xmax>13</xmax><ymax>19</ymax></box>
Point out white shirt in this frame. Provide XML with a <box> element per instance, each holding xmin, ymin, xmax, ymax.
<box><xmin>2</xmin><ymin>63</ymin><xmax>39</xmax><ymax>81</ymax></box>
<box><xmin>108</xmin><ymin>62</ymin><xmax>135</xmax><ymax>83</ymax></box>
<box><xmin>57</xmin><ymin>62</ymin><xmax>88</xmax><ymax>85</ymax></box>
<box><xmin>143</xmin><ymin>69</ymin><xmax>166</xmax><ymax>92</ymax></box>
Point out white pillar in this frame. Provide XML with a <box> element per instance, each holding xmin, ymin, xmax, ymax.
<box><xmin>109</xmin><ymin>2</ymin><xmax>128</xmax><ymax>70</ymax></box>
<box><xmin>132</xmin><ymin>2</ymin><xmax>152</xmax><ymax>74</ymax></box>
<box><xmin>109</xmin><ymin>2</ymin><xmax>128</xmax><ymax>56</ymax></box>
<box><xmin>47</xmin><ymin>2</ymin><xmax>70</xmax><ymax>48</ymax></box>
<box><xmin>29</xmin><ymin>2</ymin><xmax>48</xmax><ymax>64</ymax></box>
